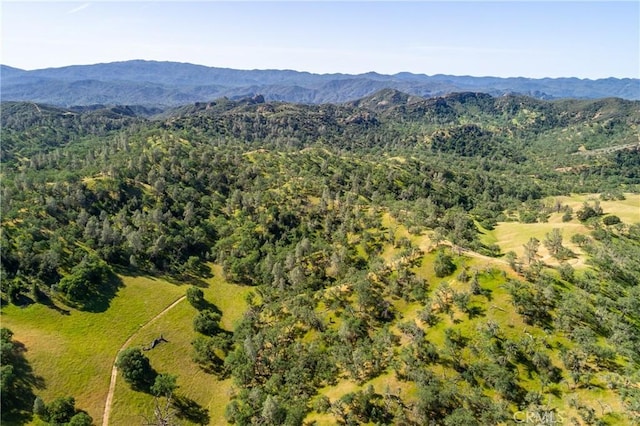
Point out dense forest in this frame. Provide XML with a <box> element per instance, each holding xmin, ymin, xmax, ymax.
<box><xmin>1</xmin><ymin>90</ymin><xmax>639</xmax><ymax>425</ymax></box>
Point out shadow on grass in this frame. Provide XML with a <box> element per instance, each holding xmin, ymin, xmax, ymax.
<box><xmin>35</xmin><ymin>289</ymin><xmax>70</xmax><ymax>315</ymax></box>
<box><xmin>173</xmin><ymin>395</ymin><xmax>210</xmax><ymax>425</ymax></box>
<box><xmin>11</xmin><ymin>293</ymin><xmax>35</xmax><ymax>308</ymax></box>
<box><xmin>547</xmin><ymin>385</ymin><xmax>563</xmax><ymax>399</ymax></box>
<box><xmin>1</xmin><ymin>338</ymin><xmax>46</xmax><ymax>425</ymax></box>
<box><xmin>193</xmin><ymin>299</ymin><xmax>222</xmax><ymax>315</ymax></box>
<box><xmin>165</xmin><ymin>274</ymin><xmax>211</xmax><ymax>289</ymax></box>
<box><xmin>80</xmin><ymin>272</ymin><xmax>124</xmax><ymax>313</ymax></box>
<box><xmin>115</xmin><ymin>264</ymin><xmax>213</xmax><ymax>289</ymax></box>
<box><xmin>466</xmin><ymin>305</ymin><xmax>486</xmax><ymax>319</ymax></box>
<box><xmin>112</xmin><ymin>264</ymin><xmax>150</xmax><ymax>279</ymax></box>
<box><xmin>480</xmin><ymin>287</ymin><xmax>493</xmax><ymax>301</ymax></box>
<box><xmin>194</xmin><ymin>351</ymin><xmax>228</xmax><ymax>376</ymax></box>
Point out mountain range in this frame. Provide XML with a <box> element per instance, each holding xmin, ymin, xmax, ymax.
<box><xmin>2</xmin><ymin>60</ymin><xmax>639</xmax><ymax>107</ymax></box>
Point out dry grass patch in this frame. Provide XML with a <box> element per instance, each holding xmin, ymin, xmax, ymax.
<box><xmin>553</xmin><ymin>193</ymin><xmax>640</xmax><ymax>224</ymax></box>
<box><xmin>483</xmin><ymin>193</ymin><xmax>639</xmax><ymax>269</ymax></box>
<box><xmin>489</xmin><ymin>216</ymin><xmax>590</xmax><ymax>267</ymax></box>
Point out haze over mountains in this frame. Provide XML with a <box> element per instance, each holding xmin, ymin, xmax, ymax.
<box><xmin>2</xmin><ymin>60</ymin><xmax>639</xmax><ymax>107</ymax></box>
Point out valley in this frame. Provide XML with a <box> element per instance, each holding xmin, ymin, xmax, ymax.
<box><xmin>1</xmin><ymin>90</ymin><xmax>639</xmax><ymax>425</ymax></box>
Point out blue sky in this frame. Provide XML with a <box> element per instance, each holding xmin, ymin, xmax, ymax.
<box><xmin>2</xmin><ymin>1</ymin><xmax>639</xmax><ymax>78</ymax></box>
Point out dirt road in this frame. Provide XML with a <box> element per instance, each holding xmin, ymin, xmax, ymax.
<box><xmin>101</xmin><ymin>295</ymin><xmax>186</xmax><ymax>426</ymax></box>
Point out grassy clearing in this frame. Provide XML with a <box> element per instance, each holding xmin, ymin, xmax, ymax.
<box><xmin>554</xmin><ymin>193</ymin><xmax>640</xmax><ymax>224</ymax></box>
<box><xmin>481</xmin><ymin>193</ymin><xmax>639</xmax><ymax>268</ymax></box>
<box><xmin>1</xmin><ymin>265</ymin><xmax>251</xmax><ymax>425</ymax></box>
<box><xmin>0</xmin><ymin>274</ymin><xmax>184</xmax><ymax>422</ymax></box>
<box><xmin>205</xmin><ymin>264</ymin><xmax>253</xmax><ymax>331</ymax></box>
<box><xmin>490</xmin><ymin>218</ymin><xmax>590</xmax><ymax>266</ymax></box>
<box><xmin>475</xmin><ymin>220</ymin><xmax>498</xmax><ymax>246</ymax></box>
<box><xmin>111</xmin><ymin>300</ymin><xmax>231</xmax><ymax>425</ymax></box>
<box><xmin>109</xmin><ymin>265</ymin><xmax>251</xmax><ymax>425</ymax></box>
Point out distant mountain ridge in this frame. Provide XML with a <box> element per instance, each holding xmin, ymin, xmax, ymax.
<box><xmin>1</xmin><ymin>60</ymin><xmax>639</xmax><ymax>107</ymax></box>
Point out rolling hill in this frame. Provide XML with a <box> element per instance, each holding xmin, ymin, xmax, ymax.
<box><xmin>1</xmin><ymin>91</ymin><xmax>639</xmax><ymax>425</ymax></box>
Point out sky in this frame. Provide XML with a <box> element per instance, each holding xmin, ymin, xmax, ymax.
<box><xmin>2</xmin><ymin>1</ymin><xmax>639</xmax><ymax>79</ymax></box>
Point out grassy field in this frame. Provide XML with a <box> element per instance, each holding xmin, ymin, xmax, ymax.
<box><xmin>1</xmin><ymin>265</ymin><xmax>251</xmax><ymax>425</ymax></box>
<box><xmin>554</xmin><ymin>193</ymin><xmax>640</xmax><ymax>224</ymax></box>
<box><xmin>481</xmin><ymin>193</ymin><xmax>640</xmax><ymax>267</ymax></box>
<box><xmin>1</xmin><ymin>274</ymin><xmax>184</xmax><ymax>422</ymax></box>
<box><xmin>110</xmin><ymin>264</ymin><xmax>252</xmax><ymax>425</ymax></box>
<box><xmin>489</xmin><ymin>219</ymin><xmax>591</xmax><ymax>266</ymax></box>
<box><xmin>109</xmin><ymin>300</ymin><xmax>233</xmax><ymax>426</ymax></box>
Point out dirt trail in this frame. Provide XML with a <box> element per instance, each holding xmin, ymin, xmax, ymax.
<box><xmin>573</xmin><ymin>141</ymin><xmax>640</xmax><ymax>156</ymax></box>
<box><xmin>457</xmin><ymin>247</ymin><xmax>508</xmax><ymax>266</ymax></box>
<box><xmin>102</xmin><ymin>295</ymin><xmax>186</xmax><ymax>426</ymax></box>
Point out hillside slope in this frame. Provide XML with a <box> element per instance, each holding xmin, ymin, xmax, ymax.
<box><xmin>1</xmin><ymin>93</ymin><xmax>639</xmax><ymax>425</ymax></box>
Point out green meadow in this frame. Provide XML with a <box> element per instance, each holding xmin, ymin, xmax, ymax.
<box><xmin>1</xmin><ymin>266</ymin><xmax>250</xmax><ymax>425</ymax></box>
<box><xmin>110</xmin><ymin>265</ymin><xmax>251</xmax><ymax>425</ymax></box>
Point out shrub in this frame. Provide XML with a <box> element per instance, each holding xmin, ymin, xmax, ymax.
<box><xmin>603</xmin><ymin>215</ymin><xmax>621</xmax><ymax>226</ymax></box>
<box><xmin>46</xmin><ymin>397</ymin><xmax>76</xmax><ymax>424</ymax></box>
<box><xmin>434</xmin><ymin>251</ymin><xmax>456</xmax><ymax>278</ymax></box>
<box><xmin>193</xmin><ymin>310</ymin><xmax>222</xmax><ymax>336</ymax></box>
<box><xmin>69</xmin><ymin>412</ymin><xmax>94</xmax><ymax>426</ymax></box>
<box><xmin>116</xmin><ymin>348</ymin><xmax>157</xmax><ymax>390</ymax></box>
<box><xmin>186</xmin><ymin>286</ymin><xmax>205</xmax><ymax>309</ymax></box>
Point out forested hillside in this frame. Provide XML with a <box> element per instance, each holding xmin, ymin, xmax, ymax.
<box><xmin>1</xmin><ymin>91</ymin><xmax>639</xmax><ymax>425</ymax></box>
